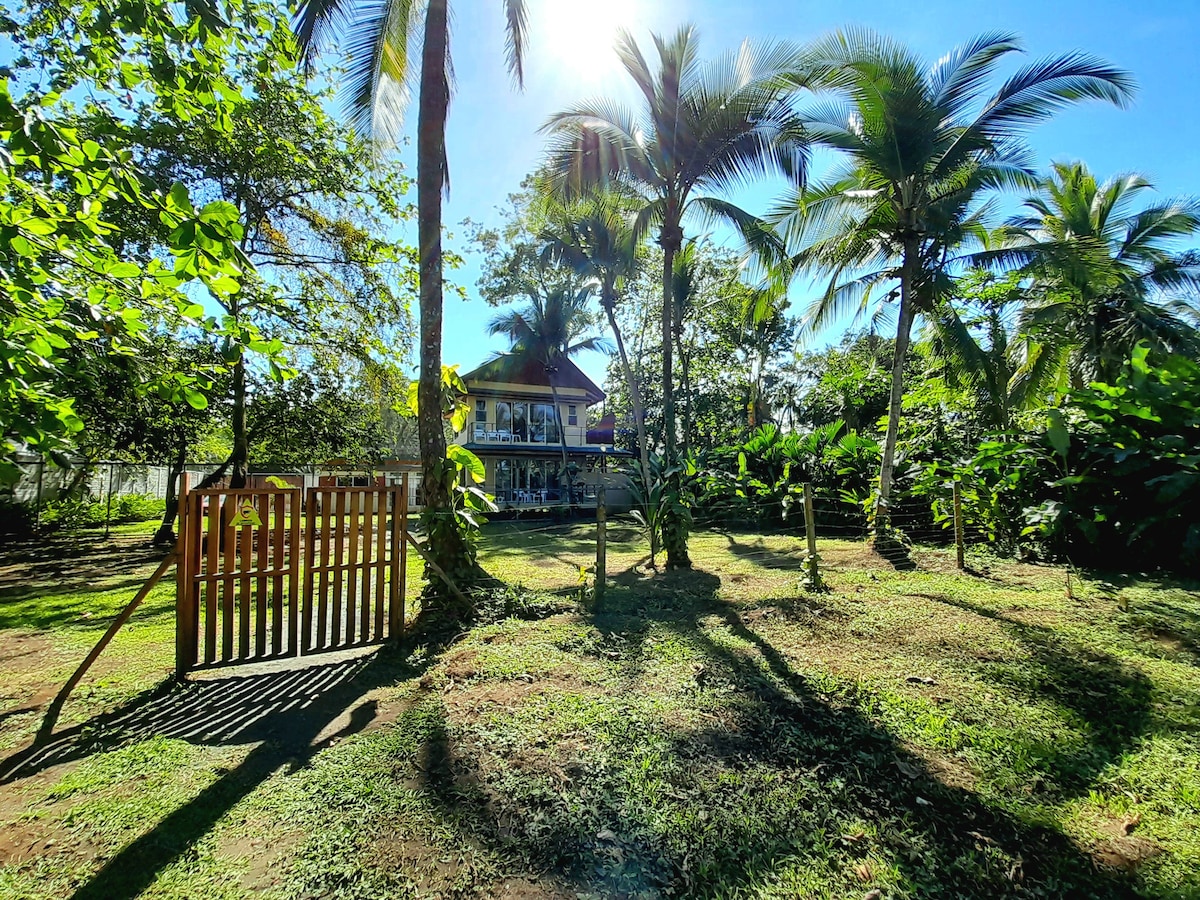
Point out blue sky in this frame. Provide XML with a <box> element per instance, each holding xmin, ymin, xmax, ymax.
<box><xmin>395</xmin><ymin>0</ymin><xmax>1199</xmax><ymax>389</ymax></box>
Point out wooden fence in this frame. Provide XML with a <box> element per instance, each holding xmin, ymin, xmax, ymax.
<box><xmin>175</xmin><ymin>476</ymin><xmax>409</xmax><ymax>676</ymax></box>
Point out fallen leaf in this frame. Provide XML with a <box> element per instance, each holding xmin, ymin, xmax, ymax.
<box><xmin>1122</xmin><ymin>813</ymin><xmax>1141</xmax><ymax>834</ymax></box>
<box><xmin>863</xmin><ymin>890</ymin><xmax>883</xmax><ymax>900</ymax></box>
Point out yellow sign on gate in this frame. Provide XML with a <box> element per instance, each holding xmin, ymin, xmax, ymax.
<box><xmin>228</xmin><ymin>500</ymin><xmax>262</xmax><ymax>528</ymax></box>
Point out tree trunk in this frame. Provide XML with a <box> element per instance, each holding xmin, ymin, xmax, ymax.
<box><xmin>678</xmin><ymin>340</ymin><xmax>692</xmax><ymax>460</ymax></box>
<box><xmin>876</xmin><ymin>242</ymin><xmax>917</xmax><ymax>536</ymax></box>
<box><xmin>659</xmin><ymin>222</ymin><xmax>690</xmax><ymax>570</ymax></box>
<box><xmin>601</xmin><ymin>295</ymin><xmax>656</xmax><ymax>564</ymax></box>
<box><xmin>153</xmin><ymin>443</ymin><xmax>188</xmax><ymax>545</ymax></box>
<box><xmin>416</xmin><ymin>0</ymin><xmax>473</xmax><ymax>621</ymax></box>
<box><xmin>547</xmin><ymin>379</ymin><xmax>572</xmax><ymax>505</ymax></box>
<box><xmin>229</xmin><ymin>355</ymin><xmax>249</xmax><ymax>488</ymax></box>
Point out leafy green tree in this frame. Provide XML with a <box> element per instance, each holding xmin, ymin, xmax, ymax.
<box><xmin>544</xmin><ymin>26</ymin><xmax>807</xmax><ymax>567</ymax></box>
<box><xmin>774</xmin><ymin>29</ymin><xmax>1132</xmax><ymax>533</ymax></box>
<box><xmin>118</xmin><ymin>37</ymin><xmax>416</xmax><ymax>488</ymax></box>
<box><xmin>295</xmin><ymin>0</ymin><xmax>531</xmax><ymax>611</ymax></box>
<box><xmin>997</xmin><ymin>160</ymin><xmax>1200</xmax><ymax>388</ymax></box>
<box><xmin>1</xmin><ymin>0</ymin><xmax>260</xmax><ymax>482</ymax></box>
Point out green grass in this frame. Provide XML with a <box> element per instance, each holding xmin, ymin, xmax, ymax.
<box><xmin>1</xmin><ymin>522</ymin><xmax>1198</xmax><ymax>898</ymax></box>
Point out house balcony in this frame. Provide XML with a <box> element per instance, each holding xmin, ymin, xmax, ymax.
<box><xmin>464</xmin><ymin>422</ymin><xmax>588</xmax><ymax>447</ymax></box>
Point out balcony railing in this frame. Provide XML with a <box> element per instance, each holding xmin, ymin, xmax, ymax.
<box><xmin>465</xmin><ymin>422</ymin><xmax>588</xmax><ymax>446</ymax></box>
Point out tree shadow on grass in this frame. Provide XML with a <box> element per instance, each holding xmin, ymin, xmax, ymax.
<box><xmin>0</xmin><ymin>646</ymin><xmax>436</xmax><ymax>900</ymax></box>
<box><xmin>412</xmin><ymin>567</ymin><xmax>1144</xmax><ymax>899</ymax></box>
<box><xmin>913</xmin><ymin>592</ymin><xmax>1154</xmax><ymax>774</ymax></box>
<box><xmin>719</xmin><ymin>531</ymin><xmax>808</xmax><ymax>571</ymax></box>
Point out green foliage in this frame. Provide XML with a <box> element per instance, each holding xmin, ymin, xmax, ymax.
<box><xmin>695</xmin><ymin>423</ymin><xmax>880</xmax><ymax>533</ymax></box>
<box><xmin>38</xmin><ymin>491</ymin><xmax>164</xmax><ymax>532</ymax></box>
<box><xmin>0</xmin><ymin>0</ymin><xmax>264</xmax><ymax>480</ymax></box>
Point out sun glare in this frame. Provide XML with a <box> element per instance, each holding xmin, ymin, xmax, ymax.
<box><xmin>532</xmin><ymin>0</ymin><xmax>644</xmax><ymax>86</ymax></box>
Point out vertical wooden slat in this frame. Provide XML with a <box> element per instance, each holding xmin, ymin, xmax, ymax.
<box><xmin>389</xmin><ymin>486</ymin><xmax>403</xmax><ymax>637</ymax></box>
<box><xmin>289</xmin><ymin>488</ymin><xmax>302</xmax><ymax>656</ymax></box>
<box><xmin>359</xmin><ymin>488</ymin><xmax>375</xmax><ymax>640</ymax></box>
<box><xmin>204</xmin><ymin>493</ymin><xmax>221</xmax><ymax>664</ymax></box>
<box><xmin>237</xmin><ymin>496</ymin><xmax>253</xmax><ymax>659</ymax></box>
<box><xmin>316</xmin><ymin>490</ymin><xmax>332</xmax><ymax>649</ymax></box>
<box><xmin>346</xmin><ymin>490</ymin><xmax>361</xmax><ymax>645</ymax></box>
<box><xmin>398</xmin><ymin>475</ymin><xmax>409</xmax><ymax>638</ymax></box>
<box><xmin>303</xmin><ymin>490</ymin><xmax>318</xmax><ymax>652</ymax></box>
<box><xmin>189</xmin><ymin>493</ymin><xmax>203</xmax><ymax>663</ymax></box>
<box><xmin>271</xmin><ymin>492</ymin><xmax>284</xmax><ymax>655</ymax></box>
<box><xmin>331</xmin><ymin>491</ymin><xmax>346</xmax><ymax>646</ymax></box>
<box><xmin>374</xmin><ymin>483</ymin><xmax>387</xmax><ymax>639</ymax></box>
<box><xmin>174</xmin><ymin>473</ymin><xmax>192</xmax><ymax>679</ymax></box>
<box><xmin>255</xmin><ymin>492</ymin><xmax>269</xmax><ymax>657</ymax></box>
<box><xmin>221</xmin><ymin>493</ymin><xmax>238</xmax><ymax>662</ymax></box>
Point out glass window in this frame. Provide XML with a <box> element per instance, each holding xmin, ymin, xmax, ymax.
<box><xmin>496</xmin><ymin>402</ymin><xmax>511</xmax><ymax>435</ymax></box>
<box><xmin>568</xmin><ymin>405</ymin><xmax>578</xmax><ymax>426</ymax></box>
<box><xmin>529</xmin><ymin>402</ymin><xmax>558</xmax><ymax>442</ymax></box>
<box><xmin>475</xmin><ymin>399</ymin><xmax>487</xmax><ymax>423</ymax></box>
<box><xmin>495</xmin><ymin>459</ymin><xmax>511</xmax><ymax>500</ymax></box>
<box><xmin>512</xmin><ymin>403</ymin><xmax>527</xmax><ymax>441</ymax></box>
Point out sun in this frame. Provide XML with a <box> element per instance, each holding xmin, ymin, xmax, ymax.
<box><xmin>531</xmin><ymin>0</ymin><xmax>644</xmax><ymax>86</ymax></box>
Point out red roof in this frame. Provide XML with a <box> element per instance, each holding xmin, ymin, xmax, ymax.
<box><xmin>461</xmin><ymin>354</ymin><xmax>605</xmax><ymax>404</ymax></box>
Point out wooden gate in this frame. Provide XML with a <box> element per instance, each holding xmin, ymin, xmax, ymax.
<box><xmin>175</xmin><ymin>477</ymin><xmax>408</xmax><ymax>676</ymax></box>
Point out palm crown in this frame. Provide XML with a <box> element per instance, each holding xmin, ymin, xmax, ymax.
<box><xmin>770</xmin><ymin>28</ymin><xmax>1133</xmax><ymax>526</ymax></box>
<box><xmin>998</xmin><ymin>160</ymin><xmax>1200</xmax><ymax>385</ymax></box>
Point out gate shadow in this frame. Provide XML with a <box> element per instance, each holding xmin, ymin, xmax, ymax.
<box><xmin>0</xmin><ymin>646</ymin><xmax>434</xmax><ymax>900</ymax></box>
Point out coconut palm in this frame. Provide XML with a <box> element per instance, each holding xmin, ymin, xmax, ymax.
<box><xmin>293</xmin><ymin>0</ymin><xmax>530</xmax><ymax>605</ymax></box>
<box><xmin>995</xmin><ymin>160</ymin><xmax>1200</xmax><ymax>388</ymax></box>
<box><xmin>487</xmin><ymin>287</ymin><xmax>611</xmax><ymax>504</ymax></box>
<box><xmin>537</xmin><ymin>198</ymin><xmax>660</xmax><ymax>539</ymax></box>
<box><xmin>543</xmin><ymin>25</ymin><xmax>808</xmax><ymax>568</ymax></box>
<box><xmin>772</xmin><ymin>29</ymin><xmax>1133</xmax><ymax>532</ymax></box>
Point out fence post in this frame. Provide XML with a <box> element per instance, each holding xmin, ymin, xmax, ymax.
<box><xmin>104</xmin><ymin>461</ymin><xmax>116</xmax><ymax>537</ymax></box>
<box><xmin>953</xmin><ymin>480</ymin><xmax>965</xmax><ymax>570</ymax></box>
<box><xmin>803</xmin><ymin>483</ymin><xmax>823</xmax><ymax>591</ymax></box>
<box><xmin>34</xmin><ymin>457</ymin><xmax>45</xmax><ymax>535</ymax></box>
<box><xmin>595</xmin><ymin>485</ymin><xmax>606</xmax><ymax>607</ymax></box>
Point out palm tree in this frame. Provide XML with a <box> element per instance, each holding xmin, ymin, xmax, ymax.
<box><xmin>538</xmin><ymin>198</ymin><xmax>656</xmax><ymax>524</ymax></box>
<box><xmin>925</xmin><ymin>268</ymin><xmax>1026</xmax><ymax>432</ymax></box>
<box><xmin>773</xmin><ymin>29</ymin><xmax>1133</xmax><ymax>533</ymax></box>
<box><xmin>487</xmin><ymin>287</ymin><xmax>611</xmax><ymax>504</ymax></box>
<box><xmin>995</xmin><ymin>160</ymin><xmax>1200</xmax><ymax>387</ymax></box>
<box><xmin>543</xmin><ymin>25</ymin><xmax>808</xmax><ymax>569</ymax></box>
<box><xmin>294</xmin><ymin>0</ymin><xmax>530</xmax><ymax>602</ymax></box>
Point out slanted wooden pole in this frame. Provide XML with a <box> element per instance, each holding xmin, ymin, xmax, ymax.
<box><xmin>595</xmin><ymin>485</ymin><xmax>607</xmax><ymax>607</ymax></box>
<box><xmin>803</xmin><ymin>483</ymin><xmax>822</xmax><ymax>591</ymax></box>
<box><xmin>40</xmin><ymin>550</ymin><xmax>178</xmax><ymax>741</ymax></box>
<box><xmin>953</xmin><ymin>480</ymin><xmax>965</xmax><ymax>570</ymax></box>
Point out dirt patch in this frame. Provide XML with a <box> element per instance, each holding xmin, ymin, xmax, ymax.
<box><xmin>1090</xmin><ymin>816</ymin><xmax>1163</xmax><ymax>871</ymax></box>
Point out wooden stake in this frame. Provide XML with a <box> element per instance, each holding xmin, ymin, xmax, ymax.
<box><xmin>595</xmin><ymin>485</ymin><xmax>607</xmax><ymax>607</ymax></box>
<box><xmin>803</xmin><ymin>483</ymin><xmax>821</xmax><ymax>590</ymax></box>
<box><xmin>953</xmin><ymin>480</ymin><xmax>965</xmax><ymax>570</ymax></box>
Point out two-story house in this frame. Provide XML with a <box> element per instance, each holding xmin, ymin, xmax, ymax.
<box><xmin>453</xmin><ymin>354</ymin><xmax>632</xmax><ymax>511</ymax></box>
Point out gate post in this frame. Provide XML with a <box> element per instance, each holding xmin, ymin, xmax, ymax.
<box><xmin>174</xmin><ymin>473</ymin><xmax>194</xmax><ymax>680</ymax></box>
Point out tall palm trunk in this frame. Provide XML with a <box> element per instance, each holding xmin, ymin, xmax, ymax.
<box><xmin>601</xmin><ymin>292</ymin><xmax>656</xmax><ymax>563</ymax></box>
<box><xmin>659</xmin><ymin>220</ymin><xmax>690</xmax><ymax>569</ymax></box>
<box><xmin>546</xmin><ymin>378</ymin><xmax>572</xmax><ymax>504</ymax></box>
<box><xmin>876</xmin><ymin>239</ymin><xmax>917</xmax><ymax>535</ymax></box>
<box><xmin>417</xmin><ymin>0</ymin><xmax>472</xmax><ymax>613</ymax></box>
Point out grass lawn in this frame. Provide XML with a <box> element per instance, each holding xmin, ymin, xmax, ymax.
<box><xmin>0</xmin><ymin>520</ymin><xmax>1198</xmax><ymax>898</ymax></box>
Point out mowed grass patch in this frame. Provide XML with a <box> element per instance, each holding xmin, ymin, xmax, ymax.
<box><xmin>0</xmin><ymin>520</ymin><xmax>1196</xmax><ymax>898</ymax></box>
